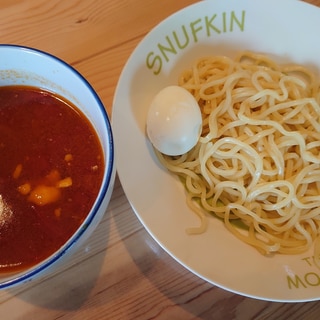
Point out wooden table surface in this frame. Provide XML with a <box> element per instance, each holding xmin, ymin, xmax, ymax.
<box><xmin>1</xmin><ymin>0</ymin><xmax>320</xmax><ymax>319</ymax></box>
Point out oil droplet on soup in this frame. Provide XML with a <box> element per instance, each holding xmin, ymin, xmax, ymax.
<box><xmin>0</xmin><ymin>86</ymin><xmax>104</xmax><ymax>273</ymax></box>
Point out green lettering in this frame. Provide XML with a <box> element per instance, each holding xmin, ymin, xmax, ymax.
<box><xmin>190</xmin><ymin>18</ymin><xmax>203</xmax><ymax>42</ymax></box>
<box><xmin>230</xmin><ymin>10</ymin><xmax>245</xmax><ymax>32</ymax></box>
<box><xmin>287</xmin><ymin>275</ymin><xmax>307</xmax><ymax>289</ymax></box>
<box><xmin>158</xmin><ymin>36</ymin><xmax>177</xmax><ymax>62</ymax></box>
<box><xmin>302</xmin><ymin>257</ymin><xmax>313</xmax><ymax>267</ymax></box>
<box><xmin>223</xmin><ymin>12</ymin><xmax>227</xmax><ymax>33</ymax></box>
<box><xmin>146</xmin><ymin>52</ymin><xmax>162</xmax><ymax>75</ymax></box>
<box><xmin>205</xmin><ymin>14</ymin><xmax>221</xmax><ymax>35</ymax></box>
<box><xmin>304</xmin><ymin>272</ymin><xmax>320</xmax><ymax>286</ymax></box>
<box><xmin>146</xmin><ymin>10</ymin><xmax>246</xmax><ymax>75</ymax></box>
<box><xmin>173</xmin><ymin>25</ymin><xmax>190</xmax><ymax>50</ymax></box>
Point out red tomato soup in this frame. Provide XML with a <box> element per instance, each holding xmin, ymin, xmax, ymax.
<box><xmin>0</xmin><ymin>86</ymin><xmax>104</xmax><ymax>273</ymax></box>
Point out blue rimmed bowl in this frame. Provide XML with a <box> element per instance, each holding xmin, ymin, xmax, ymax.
<box><xmin>0</xmin><ymin>45</ymin><xmax>115</xmax><ymax>289</ymax></box>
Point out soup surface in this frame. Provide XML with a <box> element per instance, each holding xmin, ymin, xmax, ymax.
<box><xmin>0</xmin><ymin>86</ymin><xmax>104</xmax><ymax>273</ymax></box>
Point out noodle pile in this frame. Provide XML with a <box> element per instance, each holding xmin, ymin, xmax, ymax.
<box><xmin>156</xmin><ymin>51</ymin><xmax>320</xmax><ymax>255</ymax></box>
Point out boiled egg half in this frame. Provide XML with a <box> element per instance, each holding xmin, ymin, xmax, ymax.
<box><xmin>146</xmin><ymin>86</ymin><xmax>202</xmax><ymax>156</ymax></box>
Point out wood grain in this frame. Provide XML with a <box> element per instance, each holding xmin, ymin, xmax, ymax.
<box><xmin>0</xmin><ymin>1</ymin><xmax>320</xmax><ymax>319</ymax></box>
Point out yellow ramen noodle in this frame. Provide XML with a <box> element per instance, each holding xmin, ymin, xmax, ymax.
<box><xmin>155</xmin><ymin>51</ymin><xmax>320</xmax><ymax>255</ymax></box>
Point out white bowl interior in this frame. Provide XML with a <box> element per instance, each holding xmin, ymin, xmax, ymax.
<box><xmin>112</xmin><ymin>0</ymin><xmax>320</xmax><ymax>302</ymax></box>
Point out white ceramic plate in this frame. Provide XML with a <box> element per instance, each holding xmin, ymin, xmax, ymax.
<box><xmin>112</xmin><ymin>0</ymin><xmax>320</xmax><ymax>302</ymax></box>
